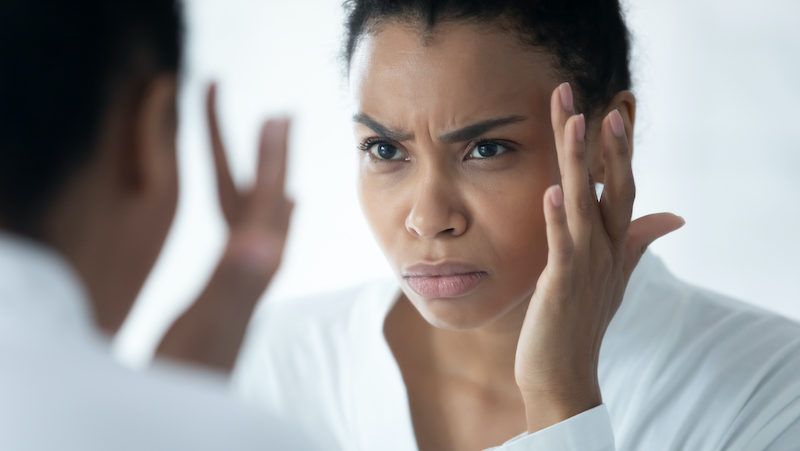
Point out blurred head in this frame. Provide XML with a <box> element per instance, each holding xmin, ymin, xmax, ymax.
<box><xmin>0</xmin><ymin>0</ymin><xmax>183</xmax><ymax>332</ymax></box>
<box><xmin>345</xmin><ymin>0</ymin><xmax>636</xmax><ymax>329</ymax></box>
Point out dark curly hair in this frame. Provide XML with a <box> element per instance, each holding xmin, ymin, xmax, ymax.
<box><xmin>343</xmin><ymin>0</ymin><xmax>631</xmax><ymax>119</ymax></box>
<box><xmin>0</xmin><ymin>0</ymin><xmax>183</xmax><ymax>234</ymax></box>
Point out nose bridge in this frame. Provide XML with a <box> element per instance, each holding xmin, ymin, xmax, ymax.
<box><xmin>405</xmin><ymin>157</ymin><xmax>467</xmax><ymax>238</ymax></box>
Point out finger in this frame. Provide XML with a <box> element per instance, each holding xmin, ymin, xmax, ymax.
<box><xmin>623</xmin><ymin>213</ymin><xmax>685</xmax><ymax>279</ymax></box>
<box><xmin>544</xmin><ymin>184</ymin><xmax>574</xmax><ymax>269</ymax></box>
<box><xmin>252</xmin><ymin>118</ymin><xmax>290</xmax><ymax>217</ymax></box>
<box><xmin>560</xmin><ymin>113</ymin><xmax>597</xmax><ymax>241</ymax></box>
<box><xmin>550</xmin><ymin>82</ymin><xmax>576</xmax><ymax>174</ymax></box>
<box><xmin>599</xmin><ymin>109</ymin><xmax>635</xmax><ymax>248</ymax></box>
<box><xmin>206</xmin><ymin>83</ymin><xmax>240</xmax><ymax>224</ymax></box>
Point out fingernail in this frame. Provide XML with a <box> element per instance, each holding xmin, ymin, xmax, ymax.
<box><xmin>550</xmin><ymin>185</ymin><xmax>563</xmax><ymax>207</ymax></box>
<box><xmin>269</xmin><ymin>117</ymin><xmax>291</xmax><ymax>131</ymax></box>
<box><xmin>263</xmin><ymin>118</ymin><xmax>290</xmax><ymax>140</ymax></box>
<box><xmin>575</xmin><ymin>114</ymin><xmax>585</xmax><ymax>142</ymax></box>
<box><xmin>609</xmin><ymin>109</ymin><xmax>624</xmax><ymax>137</ymax></box>
<box><xmin>559</xmin><ymin>82</ymin><xmax>574</xmax><ymax>111</ymax></box>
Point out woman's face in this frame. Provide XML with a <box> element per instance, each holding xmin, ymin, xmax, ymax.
<box><xmin>352</xmin><ymin>22</ymin><xmax>570</xmax><ymax>330</ymax></box>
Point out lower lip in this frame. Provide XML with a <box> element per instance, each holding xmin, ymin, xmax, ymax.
<box><xmin>405</xmin><ymin>273</ymin><xmax>485</xmax><ymax>298</ymax></box>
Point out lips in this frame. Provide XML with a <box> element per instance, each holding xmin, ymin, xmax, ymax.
<box><xmin>403</xmin><ymin>262</ymin><xmax>486</xmax><ymax>298</ymax></box>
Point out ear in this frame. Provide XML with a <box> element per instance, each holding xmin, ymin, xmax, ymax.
<box><xmin>611</xmin><ymin>90</ymin><xmax>636</xmax><ymax>156</ymax></box>
<box><xmin>588</xmin><ymin>90</ymin><xmax>636</xmax><ymax>184</ymax></box>
<box><xmin>118</xmin><ymin>74</ymin><xmax>179</xmax><ymax>200</ymax></box>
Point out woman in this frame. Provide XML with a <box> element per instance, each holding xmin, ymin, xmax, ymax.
<box><xmin>226</xmin><ymin>0</ymin><xmax>800</xmax><ymax>450</ymax></box>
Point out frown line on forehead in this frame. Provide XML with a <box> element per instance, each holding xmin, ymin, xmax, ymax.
<box><xmin>353</xmin><ymin>113</ymin><xmax>527</xmax><ymax>143</ymax></box>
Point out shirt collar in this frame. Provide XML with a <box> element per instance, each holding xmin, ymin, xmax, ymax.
<box><xmin>0</xmin><ymin>232</ymin><xmax>96</xmax><ymax>339</ymax></box>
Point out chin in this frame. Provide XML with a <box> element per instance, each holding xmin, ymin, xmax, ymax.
<box><xmin>406</xmin><ymin>289</ymin><xmax>529</xmax><ymax>330</ymax></box>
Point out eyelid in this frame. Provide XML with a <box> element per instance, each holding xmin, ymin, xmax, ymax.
<box><xmin>358</xmin><ymin>136</ymin><xmax>409</xmax><ymax>161</ymax></box>
<box><xmin>464</xmin><ymin>139</ymin><xmax>517</xmax><ymax>159</ymax></box>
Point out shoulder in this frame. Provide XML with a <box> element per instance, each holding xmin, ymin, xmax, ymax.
<box><xmin>609</xmin><ymin>252</ymin><xmax>800</xmax><ymax>351</ymax></box>
<box><xmin>231</xmin><ymin>278</ymin><xmax>400</xmax><ymax>446</ymax></box>
<box><xmin>233</xmin><ymin>278</ymin><xmax>398</xmax><ymax>379</ymax></box>
<box><xmin>0</xmin><ymin>328</ymin><xmax>314</xmax><ymax>451</ymax></box>
<box><xmin>237</xmin><ymin>279</ymin><xmax>397</xmax><ymax>356</ymax></box>
<box><xmin>602</xmin><ymin>253</ymin><xmax>800</xmax><ymax>449</ymax></box>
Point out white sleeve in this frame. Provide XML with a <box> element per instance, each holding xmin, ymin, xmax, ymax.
<box><xmin>486</xmin><ymin>404</ymin><xmax>614</xmax><ymax>451</ymax></box>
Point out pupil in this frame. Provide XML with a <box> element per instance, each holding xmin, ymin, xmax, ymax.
<box><xmin>378</xmin><ymin>144</ymin><xmax>397</xmax><ymax>159</ymax></box>
<box><xmin>478</xmin><ymin>143</ymin><xmax>497</xmax><ymax>157</ymax></box>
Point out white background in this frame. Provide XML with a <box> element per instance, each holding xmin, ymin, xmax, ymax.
<box><xmin>115</xmin><ymin>0</ymin><xmax>800</xmax><ymax>366</ymax></box>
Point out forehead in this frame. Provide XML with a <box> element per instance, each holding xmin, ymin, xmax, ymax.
<box><xmin>350</xmin><ymin>22</ymin><xmax>560</xmax><ymax>128</ymax></box>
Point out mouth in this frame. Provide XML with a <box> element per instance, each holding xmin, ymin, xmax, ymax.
<box><xmin>403</xmin><ymin>262</ymin><xmax>486</xmax><ymax>299</ymax></box>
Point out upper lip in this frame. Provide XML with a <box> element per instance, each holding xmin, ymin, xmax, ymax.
<box><xmin>402</xmin><ymin>261</ymin><xmax>485</xmax><ymax>277</ymax></box>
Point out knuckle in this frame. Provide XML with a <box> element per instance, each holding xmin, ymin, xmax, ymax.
<box><xmin>557</xmin><ymin>240</ymin><xmax>575</xmax><ymax>260</ymax></box>
<box><xmin>577</xmin><ymin>195</ymin><xmax>594</xmax><ymax>218</ymax></box>
<box><xmin>613</xmin><ymin>179</ymin><xmax>636</xmax><ymax>205</ymax></box>
<box><xmin>608</xmin><ymin>232</ymin><xmax>627</xmax><ymax>248</ymax></box>
<box><xmin>624</xmin><ymin>180</ymin><xmax>637</xmax><ymax>203</ymax></box>
<box><xmin>572</xmin><ymin>145</ymin><xmax>587</xmax><ymax>161</ymax></box>
<box><xmin>615</xmin><ymin>141</ymin><xmax>630</xmax><ymax>157</ymax></box>
<box><xmin>593</xmin><ymin>249</ymin><xmax>613</xmax><ymax>275</ymax></box>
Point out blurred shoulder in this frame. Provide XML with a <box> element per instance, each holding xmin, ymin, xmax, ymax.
<box><xmin>0</xmin><ymin>327</ymin><xmax>314</xmax><ymax>450</ymax></box>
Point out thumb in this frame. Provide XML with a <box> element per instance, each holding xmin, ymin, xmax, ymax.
<box><xmin>623</xmin><ymin>213</ymin><xmax>685</xmax><ymax>278</ymax></box>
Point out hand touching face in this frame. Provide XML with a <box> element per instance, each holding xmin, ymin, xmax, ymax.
<box><xmin>352</xmin><ymin>23</ymin><xmax>570</xmax><ymax>329</ymax></box>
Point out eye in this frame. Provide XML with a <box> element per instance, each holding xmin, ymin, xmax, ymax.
<box><xmin>468</xmin><ymin>141</ymin><xmax>511</xmax><ymax>159</ymax></box>
<box><xmin>362</xmin><ymin>140</ymin><xmax>407</xmax><ymax>161</ymax></box>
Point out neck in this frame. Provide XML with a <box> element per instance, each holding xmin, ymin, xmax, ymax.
<box><xmin>433</xmin><ymin>297</ymin><xmax>529</xmax><ymax>392</ymax></box>
<box><xmin>387</xmin><ymin>292</ymin><xmax>531</xmax><ymax>397</ymax></box>
<box><xmin>37</xmin><ymin>160</ymin><xmax>143</xmax><ymax>335</ymax></box>
<box><xmin>40</xmin><ymin>199</ymin><xmax>133</xmax><ymax>334</ymax></box>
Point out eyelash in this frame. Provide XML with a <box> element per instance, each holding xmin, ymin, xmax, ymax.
<box><xmin>357</xmin><ymin>137</ymin><xmax>388</xmax><ymax>152</ymax></box>
<box><xmin>465</xmin><ymin>139</ymin><xmax>516</xmax><ymax>159</ymax></box>
<box><xmin>357</xmin><ymin>137</ymin><xmax>517</xmax><ymax>161</ymax></box>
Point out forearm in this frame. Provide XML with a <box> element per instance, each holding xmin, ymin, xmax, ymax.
<box><xmin>157</xmin><ymin>243</ymin><xmax>275</xmax><ymax>372</ymax></box>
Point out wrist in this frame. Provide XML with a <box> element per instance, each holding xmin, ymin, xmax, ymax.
<box><xmin>520</xmin><ymin>379</ymin><xmax>602</xmax><ymax>433</ymax></box>
<box><xmin>222</xmin><ymin>228</ymin><xmax>282</xmax><ymax>283</ymax></box>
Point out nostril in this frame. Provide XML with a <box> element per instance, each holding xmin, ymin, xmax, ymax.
<box><xmin>443</xmin><ymin>228</ymin><xmax>455</xmax><ymax>233</ymax></box>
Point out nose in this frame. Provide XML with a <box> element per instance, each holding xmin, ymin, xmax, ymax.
<box><xmin>405</xmin><ymin>171</ymin><xmax>468</xmax><ymax>238</ymax></box>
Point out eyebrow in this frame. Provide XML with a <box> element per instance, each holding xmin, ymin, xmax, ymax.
<box><xmin>352</xmin><ymin>113</ymin><xmax>414</xmax><ymax>142</ymax></box>
<box><xmin>352</xmin><ymin>113</ymin><xmax>527</xmax><ymax>143</ymax></box>
<box><xmin>439</xmin><ymin>115</ymin><xmax>527</xmax><ymax>143</ymax></box>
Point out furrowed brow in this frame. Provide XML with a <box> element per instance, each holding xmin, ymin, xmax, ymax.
<box><xmin>353</xmin><ymin>113</ymin><xmax>414</xmax><ymax>142</ymax></box>
<box><xmin>439</xmin><ymin>116</ymin><xmax>527</xmax><ymax>143</ymax></box>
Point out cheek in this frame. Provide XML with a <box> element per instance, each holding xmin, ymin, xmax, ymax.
<box><xmin>357</xmin><ymin>169</ymin><xmax>405</xmax><ymax>257</ymax></box>
<box><xmin>469</xmin><ymin>175</ymin><xmax>551</xmax><ymax>289</ymax></box>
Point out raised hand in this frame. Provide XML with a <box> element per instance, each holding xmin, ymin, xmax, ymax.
<box><xmin>206</xmin><ymin>84</ymin><xmax>293</xmax><ymax>283</ymax></box>
<box><xmin>514</xmin><ymin>82</ymin><xmax>684</xmax><ymax>432</ymax></box>
<box><xmin>157</xmin><ymin>84</ymin><xmax>293</xmax><ymax>371</ymax></box>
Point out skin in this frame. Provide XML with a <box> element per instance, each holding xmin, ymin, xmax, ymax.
<box><xmin>27</xmin><ymin>64</ymin><xmax>291</xmax><ymax>360</ymax></box>
<box><xmin>351</xmin><ymin>22</ymin><xmax>683</xmax><ymax>450</ymax></box>
<box><xmin>158</xmin><ymin>86</ymin><xmax>293</xmax><ymax>369</ymax></box>
<box><xmin>38</xmin><ymin>72</ymin><xmax>181</xmax><ymax>333</ymax></box>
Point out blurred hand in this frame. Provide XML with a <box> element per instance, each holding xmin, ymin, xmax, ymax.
<box><xmin>514</xmin><ymin>82</ymin><xmax>684</xmax><ymax>432</ymax></box>
<box><xmin>157</xmin><ymin>84</ymin><xmax>293</xmax><ymax>372</ymax></box>
<box><xmin>206</xmin><ymin>83</ymin><xmax>293</xmax><ymax>284</ymax></box>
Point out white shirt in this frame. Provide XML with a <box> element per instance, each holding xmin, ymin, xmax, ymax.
<box><xmin>0</xmin><ymin>233</ymin><xmax>316</xmax><ymax>451</ymax></box>
<box><xmin>232</xmin><ymin>252</ymin><xmax>800</xmax><ymax>450</ymax></box>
